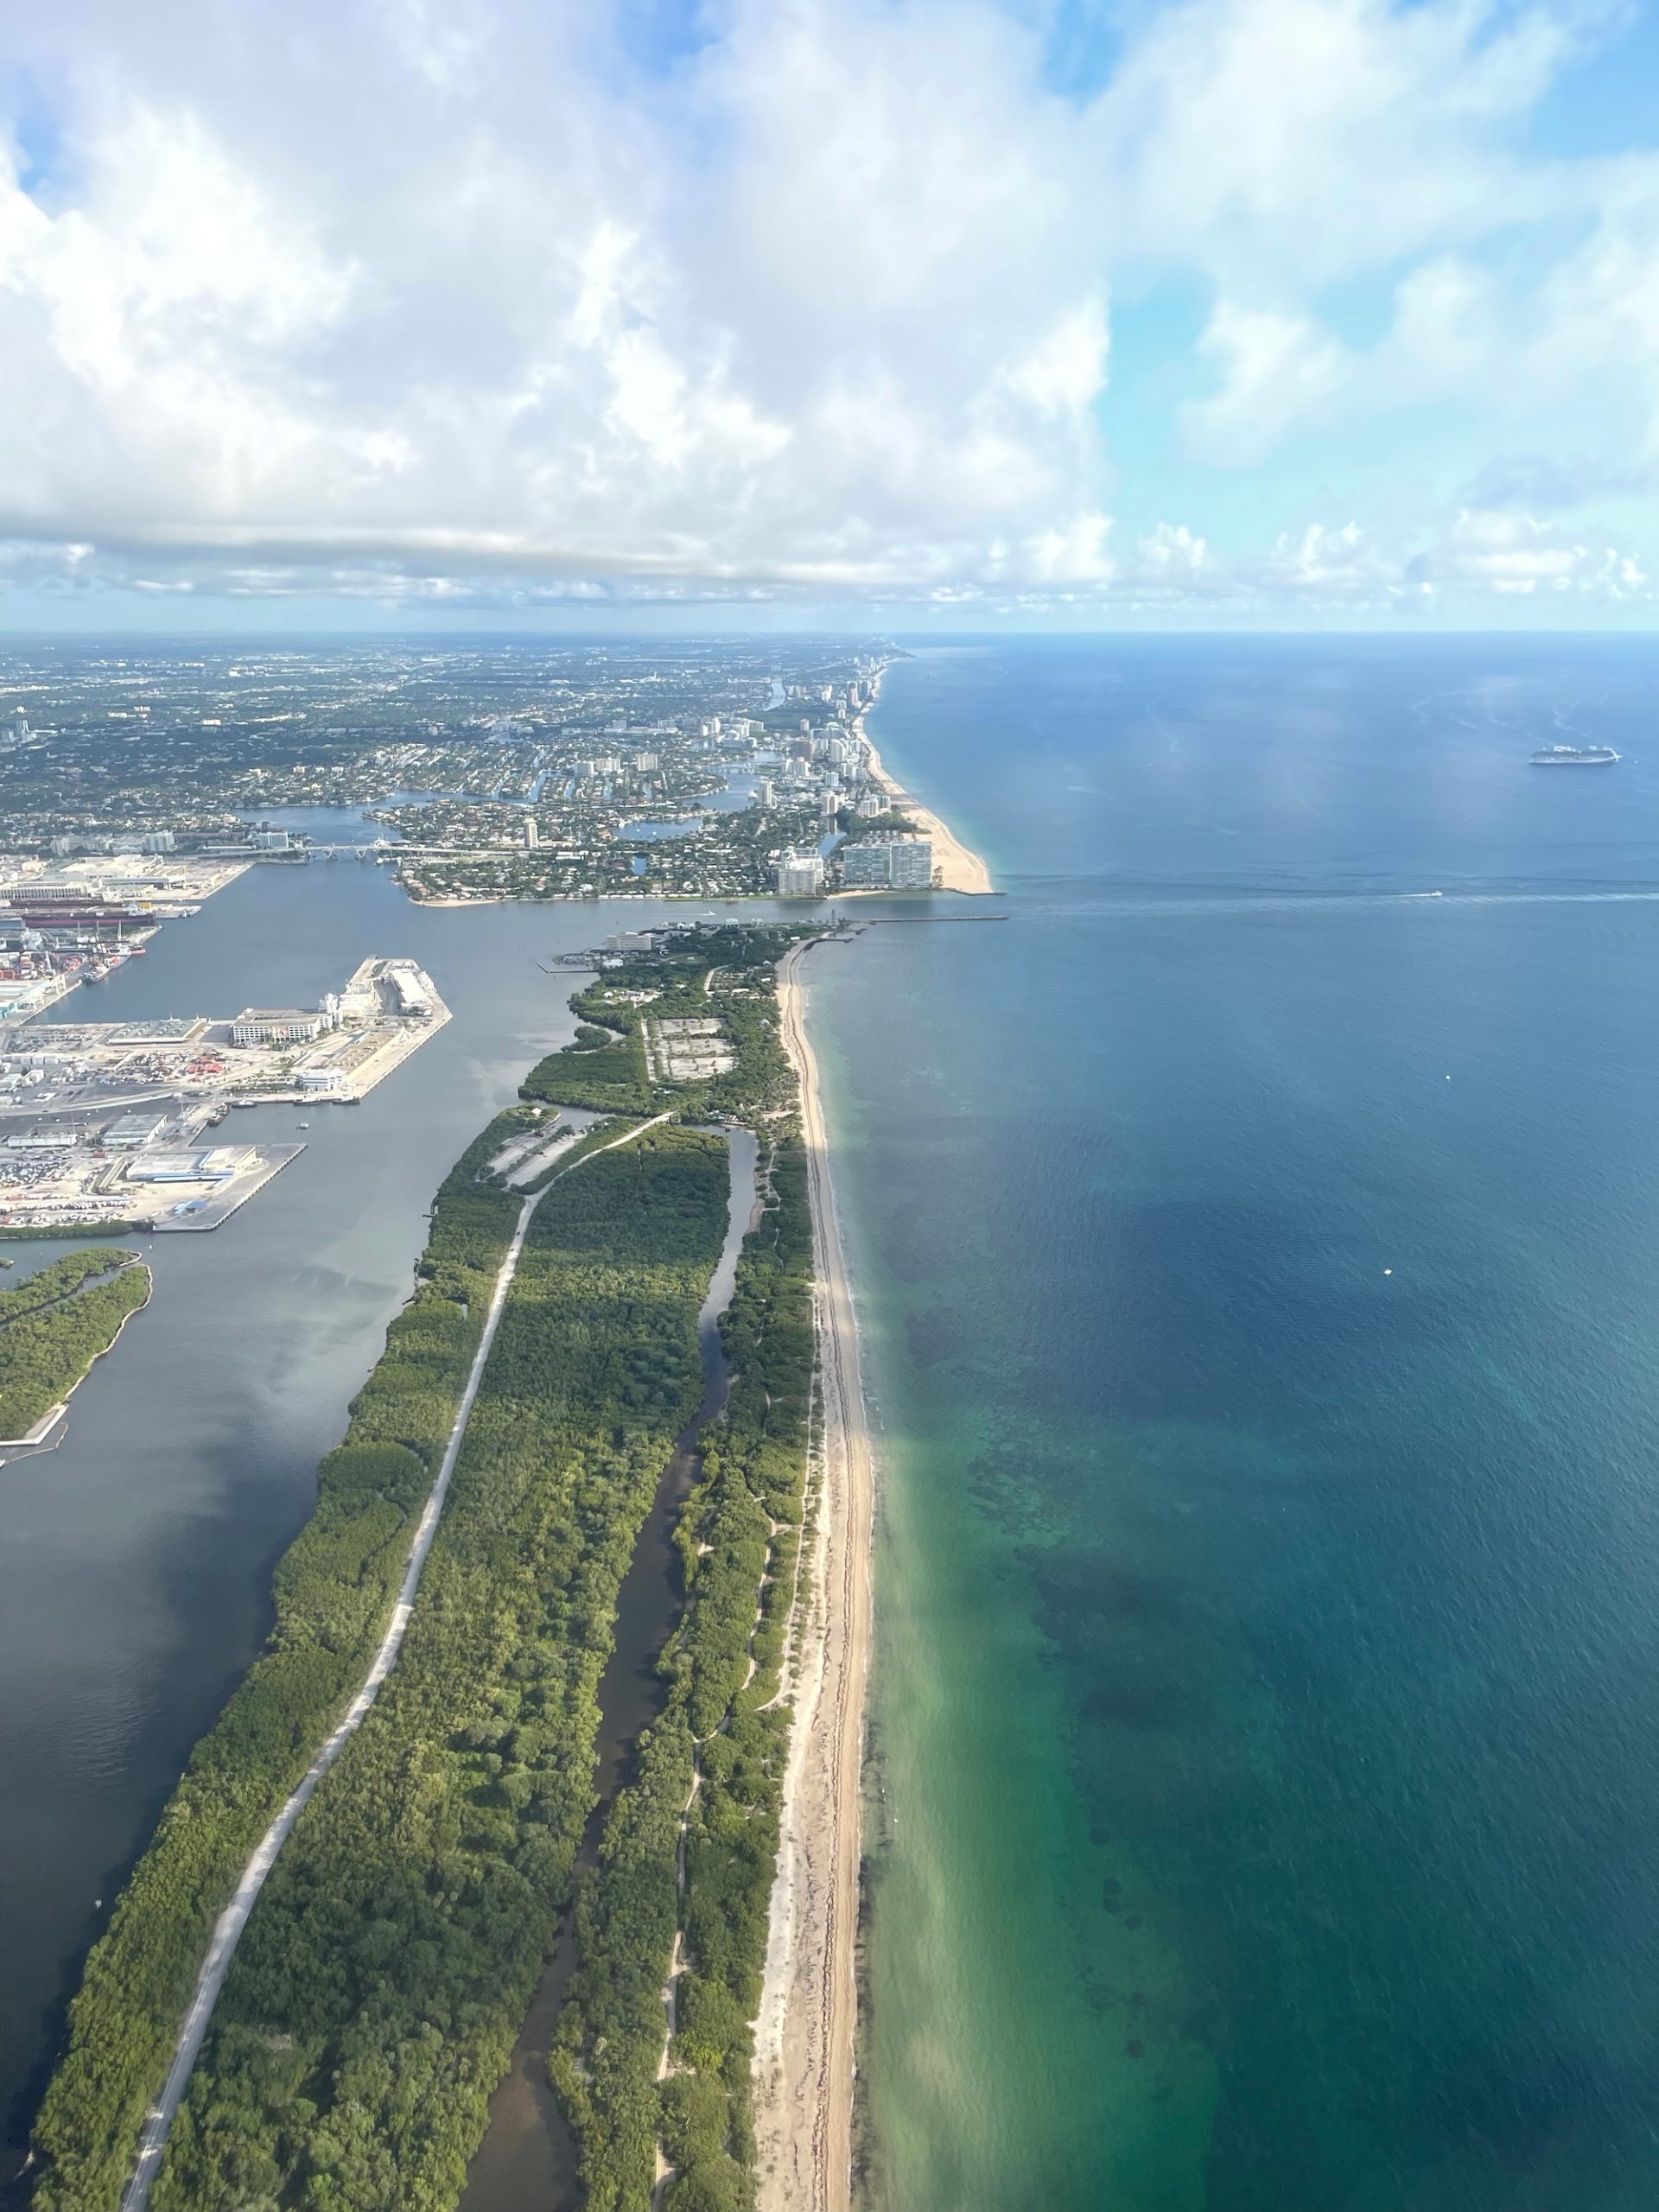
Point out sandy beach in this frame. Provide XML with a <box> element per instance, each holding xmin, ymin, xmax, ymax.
<box><xmin>857</xmin><ymin>680</ymin><xmax>995</xmax><ymax>895</ymax></box>
<box><xmin>755</xmin><ymin>942</ymin><xmax>874</xmax><ymax>2212</ymax></box>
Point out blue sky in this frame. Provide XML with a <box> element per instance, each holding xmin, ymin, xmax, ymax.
<box><xmin>2</xmin><ymin>0</ymin><xmax>1658</xmax><ymax>631</ymax></box>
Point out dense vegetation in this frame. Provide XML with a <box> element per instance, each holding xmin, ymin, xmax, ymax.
<box><xmin>0</xmin><ymin>1249</ymin><xmax>149</xmax><ymax>1435</ymax></box>
<box><xmin>520</xmin><ymin>1018</ymin><xmax>658</xmax><ymax>1114</ymax></box>
<box><xmin>523</xmin><ymin>924</ymin><xmax>816</xmax><ymax>1128</ymax></box>
<box><xmin>31</xmin><ymin>1122</ymin><xmax>524</xmax><ymax>2212</ymax></box>
<box><xmin>0</xmin><ymin>1219</ymin><xmax>146</xmax><ymax>1241</ymax></box>
<box><xmin>34</xmin><ymin>924</ymin><xmax>825</xmax><ymax>2212</ymax></box>
<box><xmin>551</xmin><ymin>1136</ymin><xmax>816</xmax><ymax>2212</ymax></box>
<box><xmin>142</xmin><ymin>1126</ymin><xmax>731</xmax><ymax>2212</ymax></box>
<box><xmin>0</xmin><ymin>1248</ymin><xmax>137</xmax><ymax>1324</ymax></box>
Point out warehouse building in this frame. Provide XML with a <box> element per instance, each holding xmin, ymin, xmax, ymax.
<box><xmin>104</xmin><ymin>1110</ymin><xmax>172</xmax><ymax>1148</ymax></box>
<box><xmin>126</xmin><ymin>1147</ymin><xmax>255</xmax><ymax>1183</ymax></box>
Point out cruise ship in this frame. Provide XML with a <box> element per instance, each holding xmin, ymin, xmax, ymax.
<box><xmin>1529</xmin><ymin>744</ymin><xmax>1619</xmax><ymax>766</ymax></box>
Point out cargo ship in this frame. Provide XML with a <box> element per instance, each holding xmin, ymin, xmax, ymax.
<box><xmin>1530</xmin><ymin>744</ymin><xmax>1619</xmax><ymax>765</ymax></box>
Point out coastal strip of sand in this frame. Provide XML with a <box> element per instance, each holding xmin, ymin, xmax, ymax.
<box><xmin>755</xmin><ymin>940</ymin><xmax>874</xmax><ymax>2212</ymax></box>
<box><xmin>857</xmin><ymin>680</ymin><xmax>995</xmax><ymax>895</ymax></box>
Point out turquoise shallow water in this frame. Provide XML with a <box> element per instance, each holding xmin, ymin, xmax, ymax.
<box><xmin>815</xmin><ymin>639</ymin><xmax>1659</xmax><ymax>2212</ymax></box>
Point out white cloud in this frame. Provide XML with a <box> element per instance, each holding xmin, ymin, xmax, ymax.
<box><xmin>1002</xmin><ymin>304</ymin><xmax>1112</xmax><ymax>419</ymax></box>
<box><xmin>1089</xmin><ymin>0</ymin><xmax>1595</xmax><ymax>284</ymax></box>
<box><xmin>1183</xmin><ymin>303</ymin><xmax>1351</xmax><ymax>463</ymax></box>
<box><xmin>1433</xmin><ymin>506</ymin><xmax>1652</xmax><ymax>596</ymax></box>
<box><xmin>0</xmin><ymin>0</ymin><xmax>1651</xmax><ymax>613</ymax></box>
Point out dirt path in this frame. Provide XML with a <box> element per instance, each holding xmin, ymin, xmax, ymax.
<box><xmin>754</xmin><ymin>942</ymin><xmax>874</xmax><ymax>2212</ymax></box>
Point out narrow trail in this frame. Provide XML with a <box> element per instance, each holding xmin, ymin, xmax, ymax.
<box><xmin>754</xmin><ymin>940</ymin><xmax>873</xmax><ymax>2212</ymax></box>
<box><xmin>118</xmin><ymin>1117</ymin><xmax>663</xmax><ymax>2212</ymax></box>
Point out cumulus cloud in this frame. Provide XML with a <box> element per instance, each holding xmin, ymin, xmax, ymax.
<box><xmin>1182</xmin><ymin>303</ymin><xmax>1351</xmax><ymax>464</ymax></box>
<box><xmin>0</xmin><ymin>0</ymin><xmax>1653</xmax><ymax>614</ymax></box>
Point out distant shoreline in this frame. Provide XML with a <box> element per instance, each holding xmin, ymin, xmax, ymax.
<box><xmin>856</xmin><ymin>668</ymin><xmax>995</xmax><ymax>896</ymax></box>
<box><xmin>403</xmin><ymin>664</ymin><xmax>996</xmax><ymax>908</ymax></box>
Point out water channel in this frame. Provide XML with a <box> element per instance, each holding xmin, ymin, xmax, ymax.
<box><xmin>0</xmin><ymin>825</ymin><xmax>796</xmax><ymax>2196</ymax></box>
<box><xmin>459</xmin><ymin>1125</ymin><xmax>760</xmax><ymax>2211</ymax></box>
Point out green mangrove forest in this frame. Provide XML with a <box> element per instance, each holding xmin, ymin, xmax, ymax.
<box><xmin>33</xmin><ymin>1126</ymin><xmax>523</xmax><ymax>2210</ymax></box>
<box><xmin>0</xmin><ymin>1249</ymin><xmax>151</xmax><ymax>1436</ymax></box>
<box><xmin>552</xmin><ymin>1135</ymin><xmax>814</xmax><ymax>2212</ymax></box>
<box><xmin>32</xmin><ymin>921</ymin><xmax>823</xmax><ymax>2212</ymax></box>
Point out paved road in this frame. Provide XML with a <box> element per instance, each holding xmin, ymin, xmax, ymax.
<box><xmin>118</xmin><ymin>1185</ymin><xmax>543</xmax><ymax>2212</ymax></box>
<box><xmin>116</xmin><ymin>1109</ymin><xmax>671</xmax><ymax>2210</ymax></box>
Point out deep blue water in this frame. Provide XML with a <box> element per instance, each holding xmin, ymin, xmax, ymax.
<box><xmin>813</xmin><ymin>638</ymin><xmax>1659</xmax><ymax>2212</ymax></box>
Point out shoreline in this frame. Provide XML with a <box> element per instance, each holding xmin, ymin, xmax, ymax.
<box><xmin>856</xmin><ymin>675</ymin><xmax>995</xmax><ymax>897</ymax></box>
<box><xmin>756</xmin><ymin>940</ymin><xmax>874</xmax><ymax>2212</ymax></box>
<box><xmin>0</xmin><ymin>1262</ymin><xmax>151</xmax><ymax>1458</ymax></box>
<box><xmin>110</xmin><ymin>1190</ymin><xmax>549</xmax><ymax>2212</ymax></box>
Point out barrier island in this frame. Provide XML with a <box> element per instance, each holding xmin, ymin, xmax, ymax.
<box><xmin>30</xmin><ymin>919</ymin><xmax>837</xmax><ymax>2212</ymax></box>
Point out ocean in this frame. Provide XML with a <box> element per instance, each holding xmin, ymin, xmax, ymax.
<box><xmin>814</xmin><ymin>637</ymin><xmax>1659</xmax><ymax>2212</ymax></box>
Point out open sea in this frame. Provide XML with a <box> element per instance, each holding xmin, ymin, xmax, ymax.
<box><xmin>813</xmin><ymin>637</ymin><xmax>1659</xmax><ymax>2212</ymax></box>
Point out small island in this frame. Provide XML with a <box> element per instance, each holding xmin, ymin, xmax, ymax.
<box><xmin>0</xmin><ymin>1249</ymin><xmax>151</xmax><ymax>1446</ymax></box>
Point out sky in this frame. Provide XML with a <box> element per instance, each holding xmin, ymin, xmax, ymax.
<box><xmin>2</xmin><ymin>0</ymin><xmax>1659</xmax><ymax>632</ymax></box>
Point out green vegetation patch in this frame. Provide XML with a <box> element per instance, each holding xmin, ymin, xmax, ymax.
<box><xmin>0</xmin><ymin>1249</ymin><xmax>149</xmax><ymax>1436</ymax></box>
<box><xmin>140</xmin><ymin>1126</ymin><xmax>732</xmax><ymax>2212</ymax></box>
<box><xmin>35</xmin><ymin>925</ymin><xmax>825</xmax><ymax>2212</ymax></box>
<box><xmin>530</xmin><ymin>923</ymin><xmax>815</xmax><ymax>1127</ymax></box>
<box><xmin>520</xmin><ymin>1016</ymin><xmax>657</xmax><ymax>1115</ymax></box>
<box><xmin>552</xmin><ymin>1137</ymin><xmax>815</xmax><ymax>2212</ymax></box>
<box><xmin>31</xmin><ymin>1122</ymin><xmax>524</xmax><ymax>2212</ymax></box>
<box><xmin>0</xmin><ymin>1218</ymin><xmax>146</xmax><ymax>1241</ymax></box>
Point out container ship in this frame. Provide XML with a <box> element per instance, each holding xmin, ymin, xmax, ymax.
<box><xmin>1530</xmin><ymin>744</ymin><xmax>1619</xmax><ymax>766</ymax></box>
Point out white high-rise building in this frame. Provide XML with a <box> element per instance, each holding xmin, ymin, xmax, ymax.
<box><xmin>841</xmin><ymin>834</ymin><xmax>933</xmax><ymax>888</ymax></box>
<box><xmin>775</xmin><ymin>849</ymin><xmax>824</xmax><ymax>896</ymax></box>
<box><xmin>888</xmin><ymin>836</ymin><xmax>934</xmax><ymax>887</ymax></box>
